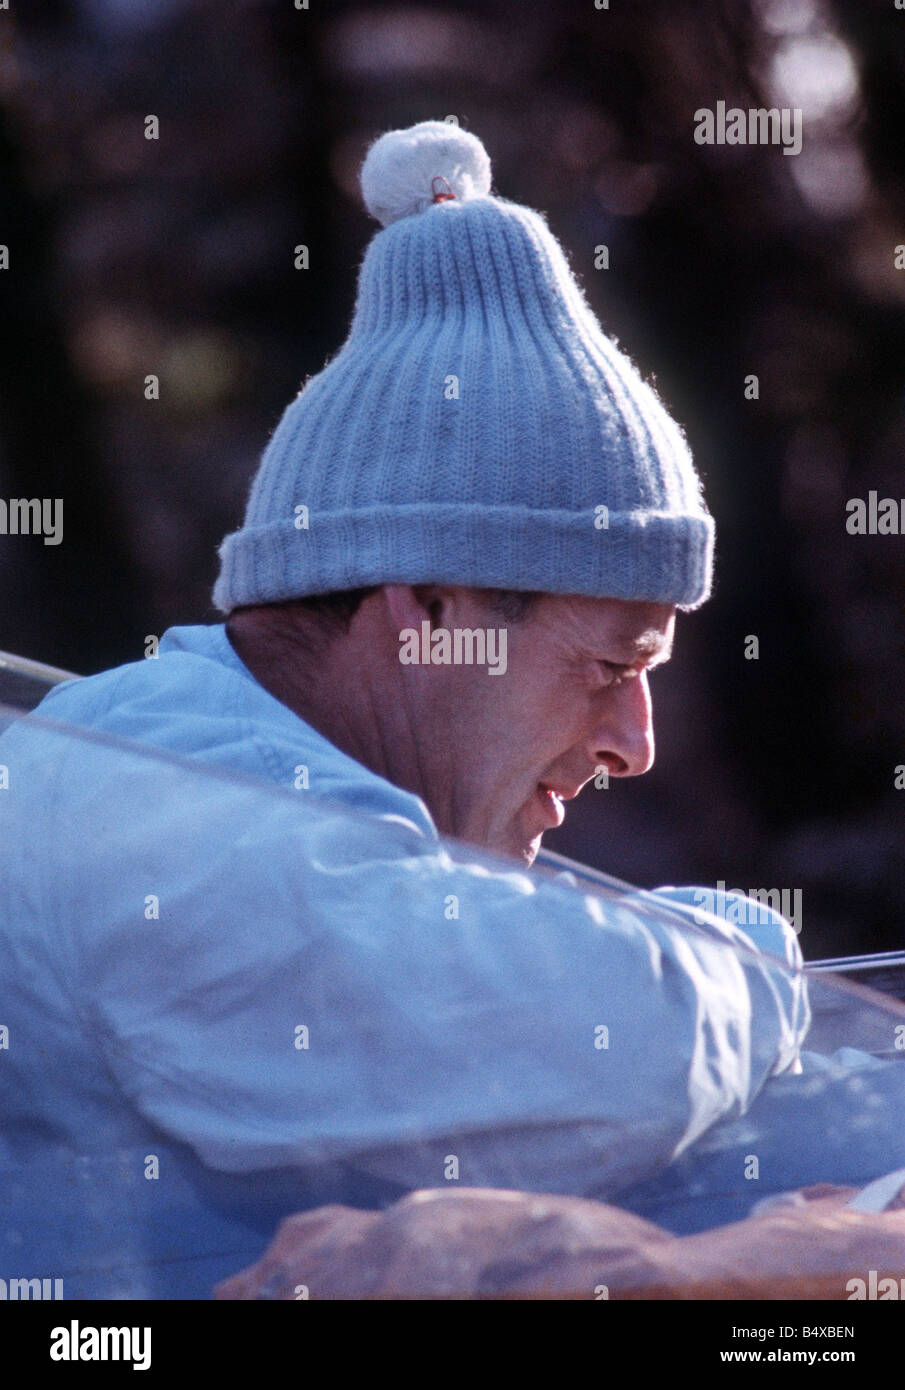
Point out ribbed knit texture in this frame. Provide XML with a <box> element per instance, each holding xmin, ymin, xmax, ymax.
<box><xmin>213</xmin><ymin>123</ymin><xmax>714</xmax><ymax>612</ymax></box>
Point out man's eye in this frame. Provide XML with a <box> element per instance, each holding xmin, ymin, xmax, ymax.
<box><xmin>598</xmin><ymin>661</ymin><xmax>629</xmax><ymax>686</ymax></box>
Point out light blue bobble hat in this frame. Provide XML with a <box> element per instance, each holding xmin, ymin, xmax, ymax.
<box><xmin>213</xmin><ymin>120</ymin><xmax>714</xmax><ymax>612</ymax></box>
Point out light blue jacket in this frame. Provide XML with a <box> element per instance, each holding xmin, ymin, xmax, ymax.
<box><xmin>0</xmin><ymin>624</ymin><xmax>883</xmax><ymax>1298</ymax></box>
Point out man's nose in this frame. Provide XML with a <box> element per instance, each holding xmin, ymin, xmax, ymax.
<box><xmin>586</xmin><ymin>671</ymin><xmax>655</xmax><ymax>778</ymax></box>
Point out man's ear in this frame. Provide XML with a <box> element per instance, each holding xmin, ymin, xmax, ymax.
<box><xmin>383</xmin><ymin>584</ymin><xmax>451</xmax><ymax>631</ymax></box>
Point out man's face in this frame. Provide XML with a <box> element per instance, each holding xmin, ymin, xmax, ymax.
<box><xmin>413</xmin><ymin>591</ymin><xmax>675</xmax><ymax>866</ymax></box>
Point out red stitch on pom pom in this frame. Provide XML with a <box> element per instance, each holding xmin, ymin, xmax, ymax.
<box><xmin>431</xmin><ymin>175</ymin><xmax>456</xmax><ymax>203</ymax></box>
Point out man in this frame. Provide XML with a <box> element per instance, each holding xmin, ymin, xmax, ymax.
<box><xmin>1</xmin><ymin>122</ymin><xmax>896</xmax><ymax>1301</ymax></box>
<box><xmin>224</xmin><ymin>587</ymin><xmax>672</xmax><ymax>870</ymax></box>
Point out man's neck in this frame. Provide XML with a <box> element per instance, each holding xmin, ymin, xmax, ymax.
<box><xmin>225</xmin><ymin>607</ymin><xmax>426</xmax><ymax>800</ymax></box>
<box><xmin>228</xmin><ymin>616</ymin><xmax>359</xmax><ymax>759</ymax></box>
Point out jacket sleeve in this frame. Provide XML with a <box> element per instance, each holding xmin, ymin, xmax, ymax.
<box><xmin>63</xmin><ymin>754</ymin><xmax>809</xmax><ymax>1200</ymax></box>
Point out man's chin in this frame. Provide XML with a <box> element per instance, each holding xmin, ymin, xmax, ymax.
<box><xmin>511</xmin><ymin>826</ymin><xmax>543</xmax><ymax>868</ymax></box>
<box><xmin>450</xmin><ymin>809</ymin><xmax>543</xmax><ymax>867</ymax></box>
<box><xmin>473</xmin><ymin>827</ymin><xmax>543</xmax><ymax>868</ymax></box>
<box><xmin>510</xmin><ymin>815</ymin><xmax>545</xmax><ymax>866</ymax></box>
<box><xmin>520</xmin><ymin>838</ymin><xmax>542</xmax><ymax>868</ymax></box>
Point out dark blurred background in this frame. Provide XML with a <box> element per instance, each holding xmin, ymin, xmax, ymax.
<box><xmin>1</xmin><ymin>0</ymin><xmax>902</xmax><ymax>956</ymax></box>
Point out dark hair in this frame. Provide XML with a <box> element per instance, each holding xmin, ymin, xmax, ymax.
<box><xmin>227</xmin><ymin>586</ymin><xmax>539</xmax><ymax>658</ymax></box>
<box><xmin>291</xmin><ymin>586</ymin><xmax>381</xmax><ymax>631</ymax></box>
<box><xmin>484</xmin><ymin>589</ymin><xmax>540</xmax><ymax>624</ymax></box>
<box><xmin>298</xmin><ymin>585</ymin><xmax>540</xmax><ymax>632</ymax></box>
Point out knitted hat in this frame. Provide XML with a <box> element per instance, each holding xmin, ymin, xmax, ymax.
<box><xmin>213</xmin><ymin>120</ymin><xmax>714</xmax><ymax>613</ymax></box>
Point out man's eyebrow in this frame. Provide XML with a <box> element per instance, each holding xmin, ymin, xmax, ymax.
<box><xmin>609</xmin><ymin>633</ymin><xmax>674</xmax><ymax>666</ymax></box>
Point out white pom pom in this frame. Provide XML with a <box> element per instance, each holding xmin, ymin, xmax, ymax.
<box><xmin>360</xmin><ymin>120</ymin><xmax>492</xmax><ymax>228</ymax></box>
